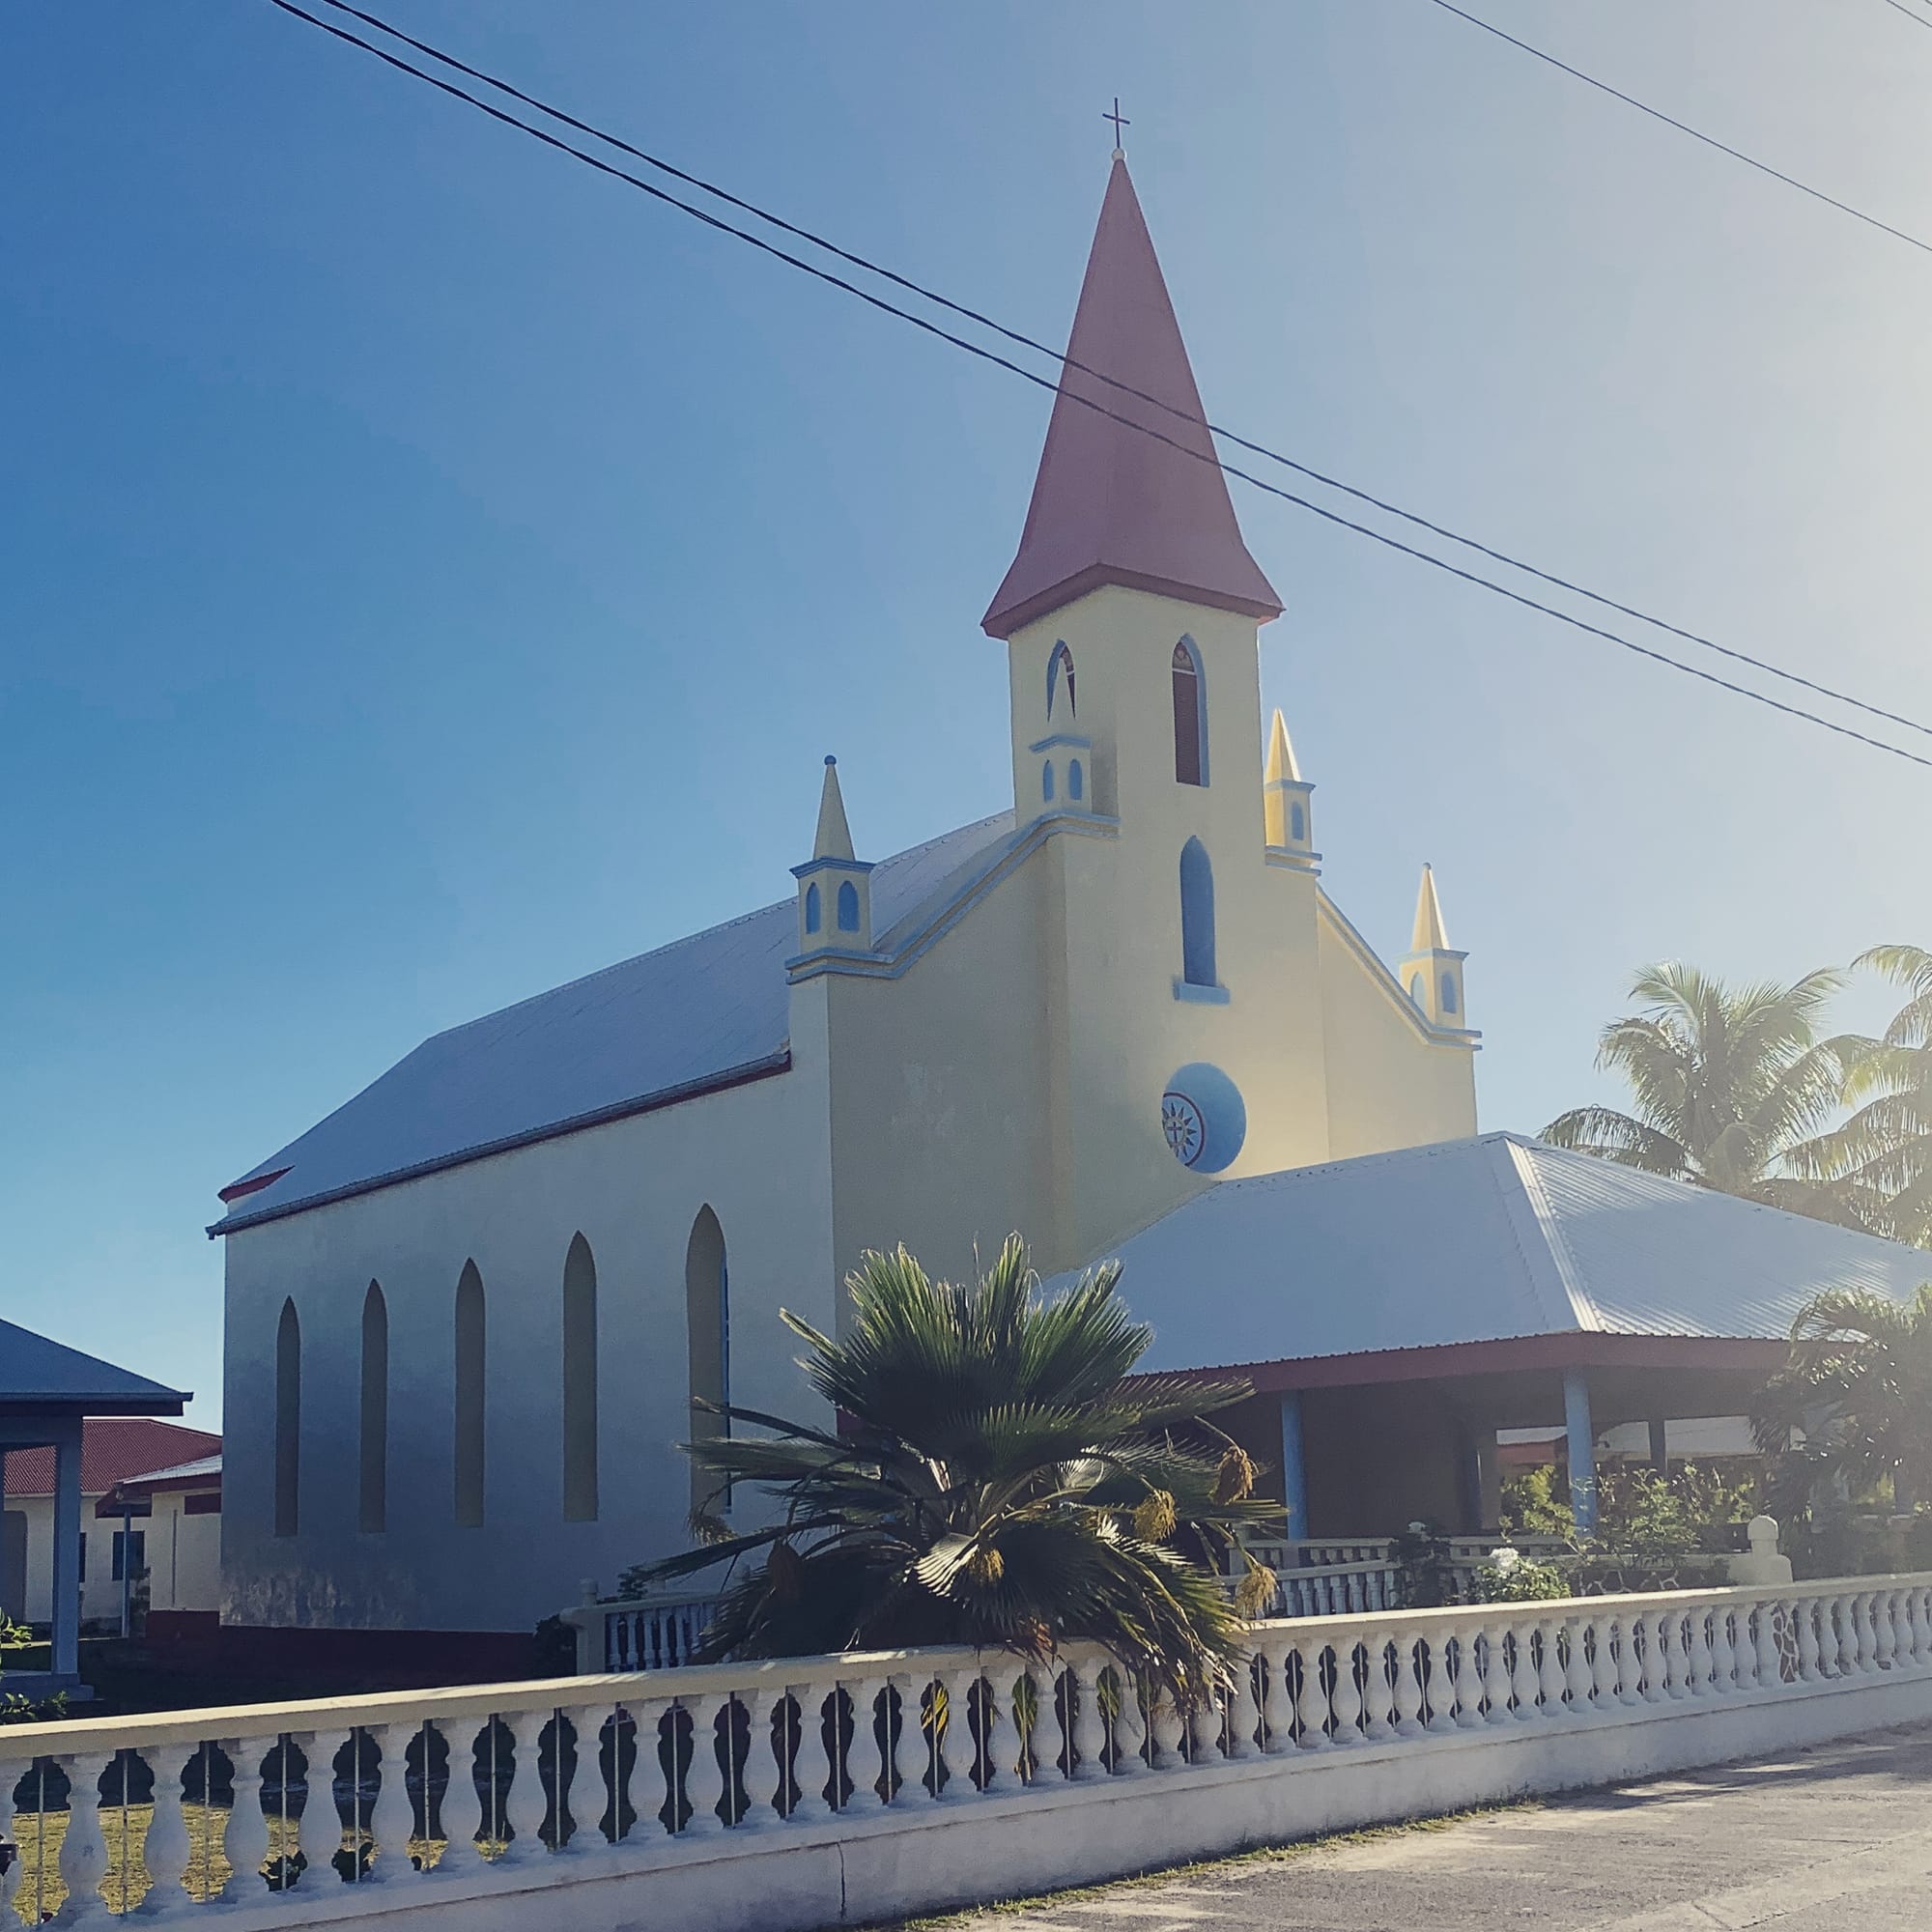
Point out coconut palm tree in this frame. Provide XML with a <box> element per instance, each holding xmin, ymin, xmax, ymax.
<box><xmin>1753</xmin><ymin>1283</ymin><xmax>1932</xmax><ymax>1507</ymax></box>
<box><xmin>1802</xmin><ymin>946</ymin><xmax>1932</xmax><ymax>1248</ymax></box>
<box><xmin>1540</xmin><ymin>963</ymin><xmax>1867</xmax><ymax>1226</ymax></box>
<box><xmin>623</xmin><ymin>1236</ymin><xmax>1280</xmax><ymax>1701</ymax></box>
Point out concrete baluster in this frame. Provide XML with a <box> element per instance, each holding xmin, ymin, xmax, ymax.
<box><xmin>1148</xmin><ymin>1679</ymin><xmax>1187</xmax><ymax>1769</ymax></box>
<box><xmin>730</xmin><ymin>1688</ymin><xmax>775</xmax><ymax>1828</ymax></box>
<box><xmin>1889</xmin><ymin>1590</ymin><xmax>1916</xmax><ymax>1670</ymax></box>
<box><xmin>1912</xmin><ymin>1588</ymin><xmax>1932</xmax><ymax>1667</ymax></box>
<box><xmin>680</xmin><ymin>1696</ymin><xmax>729</xmax><ymax>1836</ymax></box>
<box><xmin>1534</xmin><ymin>1618</ymin><xmax>1566</xmax><ymax>1718</ymax></box>
<box><xmin>1451</xmin><ymin>1629</ymin><xmax>1486</xmax><ymax>1730</ymax></box>
<box><xmin>626</xmin><ymin>1697</ymin><xmax>676</xmax><ymax>1842</ymax></box>
<box><xmin>499</xmin><ymin>1708</ymin><xmax>554</xmax><ymax>1860</ymax></box>
<box><xmin>1287</xmin><ymin>1640</ymin><xmax>1327</xmax><ymax>1748</ymax></box>
<box><xmin>1754</xmin><ymin>1604</ymin><xmax>1783</xmax><ymax>1691</ymax></box>
<box><xmin>221</xmin><ymin>1733</ymin><xmax>274</xmax><ymax>1900</ymax></box>
<box><xmin>1592</xmin><ymin>1615</ymin><xmax>1622</xmax><ymax>1707</ymax></box>
<box><xmin>555</xmin><ymin>1703</ymin><xmax>609</xmax><ymax>1851</ymax></box>
<box><xmin>1186</xmin><ymin>1683</ymin><xmax>1223</xmax><ymax>1765</ymax></box>
<box><xmin>854</xmin><ymin>1678</ymin><xmax>895</xmax><ymax>1806</ymax></box>
<box><xmin>1854</xmin><ymin>1593</ymin><xmax>1878</xmax><ymax>1673</ymax></box>
<box><xmin>1707</xmin><ymin>1605</ymin><xmax>1734</xmax><ymax>1693</ymax></box>
<box><xmin>363</xmin><ymin>1721</ymin><xmax>420</xmax><ymax>1881</ymax></box>
<box><xmin>0</xmin><ymin>1756</ymin><xmax>27</xmax><ymax>1926</ymax></box>
<box><xmin>1333</xmin><ymin>1637</ymin><xmax>1370</xmax><ymax>1745</ymax></box>
<box><xmin>1418</xmin><ymin>1634</ymin><xmax>1454</xmax><ymax>1732</ymax></box>
<box><xmin>1836</xmin><ymin>1593</ymin><xmax>1861</xmax><ymax>1676</ymax></box>
<box><xmin>1390</xmin><ymin>1634</ymin><xmax>1426</xmax><ymax>1737</ymax></box>
<box><xmin>784</xmin><ymin>1685</ymin><xmax>835</xmax><ymax>1821</ymax></box>
<box><xmin>981</xmin><ymin>1669</ymin><xmax>1023</xmax><ymax>1790</ymax></box>
<box><xmin>1070</xmin><ymin>1659</ymin><xmax>1111</xmax><ymax>1779</ymax></box>
<box><xmin>939</xmin><ymin>1669</ymin><xmax>981</xmax><ymax>1792</ymax></box>
<box><xmin>1871</xmin><ymin>1593</ymin><xmax>1896</xmax><ymax>1672</ymax></box>
<box><xmin>1503</xmin><ymin>1620</ymin><xmax>1536</xmax><ymax>1721</ymax></box>
<box><xmin>1477</xmin><ymin>1623</ymin><xmax>1512</xmax><ymax>1725</ymax></box>
<box><xmin>1360</xmin><ymin>1635</ymin><xmax>1397</xmax><ymax>1739</ymax></box>
<box><xmin>1226</xmin><ymin>1652</ymin><xmax>1261</xmax><ymax>1759</ymax></box>
<box><xmin>56</xmin><ymin>1750</ymin><xmax>113</xmax><ymax>1926</ymax></box>
<box><xmin>1564</xmin><ymin>1614</ymin><xmax>1596</xmax><ymax>1713</ymax></box>
<box><xmin>1795</xmin><ymin>1597</ymin><xmax>1823</xmax><ymax>1681</ymax></box>
<box><xmin>893</xmin><ymin>1676</ymin><xmax>939</xmax><ymax>1803</ymax></box>
<box><xmin>138</xmin><ymin>1740</ymin><xmax>198</xmax><ymax>1914</ymax></box>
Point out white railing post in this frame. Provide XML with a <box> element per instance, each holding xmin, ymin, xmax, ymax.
<box><xmin>1889</xmin><ymin>1589</ymin><xmax>1914</xmax><ymax>1670</ymax></box>
<box><xmin>784</xmin><ymin>1682</ymin><xmax>833</xmax><ymax>1822</ymax></box>
<box><xmin>367</xmin><ymin>1720</ymin><xmax>420</xmax><ymax>1882</ymax></box>
<box><xmin>733</xmin><ymin>1687</ymin><xmax>775</xmax><ymax>1829</ymax></box>
<box><xmin>1148</xmin><ymin>1680</ymin><xmax>1186</xmax><ymax>1769</ymax></box>
<box><xmin>1186</xmin><ymin>1682</ymin><xmax>1221</xmax><ymax>1765</ymax></box>
<box><xmin>980</xmin><ymin>1667</ymin><xmax>1021</xmax><ymax>1792</ymax></box>
<box><xmin>500</xmin><ymin>1707</ymin><xmax>553</xmax><ymax>1861</ymax></box>
<box><xmin>1837</xmin><ymin>1592</ymin><xmax>1862</xmax><ymax>1676</ymax></box>
<box><xmin>1390</xmin><ymin>1632</ymin><xmax>1426</xmax><ymax>1738</ymax></box>
<box><xmin>139</xmin><ymin>1739</ymin><xmax>198</xmax><ymax>1915</ymax></box>
<box><xmin>221</xmin><ymin>1732</ymin><xmax>273</xmax><ymax>1903</ymax></box>
<box><xmin>1363</xmin><ymin>1634</ymin><xmax>1398</xmax><ymax>1739</ymax></box>
<box><xmin>558</xmin><ymin>1701</ymin><xmax>610</xmax><ymax>1852</ymax></box>
<box><xmin>56</xmin><ymin>1748</ymin><xmax>113</xmax><ymax>1927</ymax></box>
<box><xmin>1679</xmin><ymin>1610</ymin><xmax>1706</xmax><ymax>1698</ymax></box>
<box><xmin>1070</xmin><ymin>1658</ymin><xmax>1110</xmax><ymax>1779</ymax></box>
<box><xmin>1795</xmin><ymin>1596</ymin><xmax>1823</xmax><ymax>1681</ymax></box>
<box><xmin>1453</xmin><ymin>1628</ymin><xmax>1487</xmax><ymax>1730</ymax></box>
<box><xmin>681</xmin><ymin>1694</ymin><xmax>729</xmax><ymax>1836</ymax></box>
<box><xmin>1476</xmin><ymin>1622</ymin><xmax>1510</xmax><ymax>1725</ymax></box>
<box><xmin>1292</xmin><ymin>1638</ymin><xmax>1332</xmax><ymax>1748</ymax></box>
<box><xmin>1563</xmin><ymin>1613</ymin><xmax>1594</xmax><ymax>1713</ymax></box>
<box><xmin>1707</xmin><ymin>1604</ymin><xmax>1733</xmax><ymax>1693</ymax></box>
<box><xmin>853</xmin><ymin>1677</ymin><xmax>893</xmax><ymax>1807</ymax></box>
<box><xmin>1226</xmin><ymin>1652</ymin><xmax>1260</xmax><ymax>1760</ymax></box>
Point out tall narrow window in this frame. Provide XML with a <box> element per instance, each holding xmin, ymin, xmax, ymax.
<box><xmin>273</xmin><ymin>1299</ymin><xmax>300</xmax><ymax>1539</ymax></box>
<box><xmin>1441</xmin><ymin>972</ymin><xmax>1459</xmax><ymax>1015</ymax></box>
<box><xmin>1047</xmin><ymin>639</ymin><xmax>1076</xmax><ymax>719</ymax></box>
<box><xmin>562</xmin><ymin>1234</ymin><xmax>599</xmax><ymax>1522</ymax></box>
<box><xmin>836</xmin><ymin>881</ymin><xmax>860</xmax><ymax>932</ymax></box>
<box><xmin>1172</xmin><ymin>638</ymin><xmax>1206</xmax><ymax>786</ymax></box>
<box><xmin>454</xmin><ymin>1261</ymin><xmax>486</xmax><ymax>1527</ymax></box>
<box><xmin>804</xmin><ymin>882</ymin><xmax>821</xmax><ymax>933</ymax></box>
<box><xmin>358</xmin><ymin>1282</ymin><xmax>387</xmax><ymax>1534</ymax></box>
<box><xmin>685</xmin><ymin>1207</ymin><xmax>729</xmax><ymax>1514</ymax></box>
<box><xmin>1180</xmin><ymin>838</ymin><xmax>1216</xmax><ymax>988</ymax></box>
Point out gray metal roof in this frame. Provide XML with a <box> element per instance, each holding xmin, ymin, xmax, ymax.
<box><xmin>215</xmin><ymin>811</ymin><xmax>1019</xmax><ymax>1232</ymax></box>
<box><xmin>0</xmin><ymin>1319</ymin><xmax>190</xmax><ymax>1415</ymax></box>
<box><xmin>1069</xmin><ymin>1133</ymin><xmax>1932</xmax><ymax>1373</ymax></box>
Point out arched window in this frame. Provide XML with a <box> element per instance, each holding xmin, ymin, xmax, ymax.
<box><xmin>1440</xmin><ymin>973</ymin><xmax>1459</xmax><ymax>1015</ymax></box>
<box><xmin>1042</xmin><ymin>761</ymin><xmax>1056</xmax><ymax>804</ymax></box>
<box><xmin>686</xmin><ymin>1207</ymin><xmax>729</xmax><ymax>1513</ymax></box>
<box><xmin>563</xmin><ymin>1234</ymin><xmax>599</xmax><ymax>1522</ymax></box>
<box><xmin>273</xmin><ymin>1299</ymin><xmax>300</xmax><ymax>1539</ymax></box>
<box><xmin>358</xmin><ymin>1282</ymin><xmax>387</xmax><ymax>1534</ymax></box>
<box><xmin>454</xmin><ymin>1261</ymin><xmax>486</xmax><ymax>1528</ymax></box>
<box><xmin>1290</xmin><ymin>802</ymin><xmax>1305</xmax><ymax>843</ymax></box>
<box><xmin>804</xmin><ymin>882</ymin><xmax>821</xmax><ymax>934</ymax></box>
<box><xmin>1172</xmin><ymin>638</ymin><xmax>1207</xmax><ymax>786</ymax></box>
<box><xmin>1068</xmin><ymin>758</ymin><xmax>1084</xmax><ymax>801</ymax></box>
<box><xmin>1047</xmin><ymin>640</ymin><xmax>1075</xmax><ymax>719</ymax></box>
<box><xmin>836</xmin><ymin>881</ymin><xmax>860</xmax><ymax>933</ymax></box>
<box><xmin>1408</xmin><ymin>976</ymin><xmax>1424</xmax><ymax>1008</ymax></box>
<box><xmin>1179</xmin><ymin>838</ymin><xmax>1216</xmax><ymax>988</ymax></box>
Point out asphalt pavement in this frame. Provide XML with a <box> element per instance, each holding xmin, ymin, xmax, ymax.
<box><xmin>930</xmin><ymin>1723</ymin><xmax>1932</xmax><ymax>1931</ymax></box>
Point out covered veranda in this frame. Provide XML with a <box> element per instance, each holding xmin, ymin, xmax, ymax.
<box><xmin>0</xmin><ymin>1316</ymin><xmax>190</xmax><ymax>1694</ymax></box>
<box><xmin>1080</xmin><ymin>1131</ymin><xmax>1932</xmax><ymax>1543</ymax></box>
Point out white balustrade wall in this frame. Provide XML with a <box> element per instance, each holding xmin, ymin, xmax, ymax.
<box><xmin>6</xmin><ymin>1574</ymin><xmax>1932</xmax><ymax>1932</ymax></box>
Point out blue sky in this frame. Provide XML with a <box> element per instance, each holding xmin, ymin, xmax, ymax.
<box><xmin>5</xmin><ymin>2</ymin><xmax>1927</xmax><ymax>1424</ymax></box>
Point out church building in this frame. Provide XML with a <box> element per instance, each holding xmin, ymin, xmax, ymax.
<box><xmin>213</xmin><ymin>155</ymin><xmax>1926</xmax><ymax>1650</ymax></box>
<box><xmin>212</xmin><ymin>155</ymin><xmax>1480</xmax><ymax>1640</ymax></box>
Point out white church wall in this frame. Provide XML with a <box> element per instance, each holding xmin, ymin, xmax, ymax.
<box><xmin>220</xmin><ymin>1053</ymin><xmax>835</xmax><ymax>1634</ymax></box>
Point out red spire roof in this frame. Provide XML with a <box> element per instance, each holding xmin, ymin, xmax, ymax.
<box><xmin>982</xmin><ymin>156</ymin><xmax>1281</xmax><ymax>639</ymax></box>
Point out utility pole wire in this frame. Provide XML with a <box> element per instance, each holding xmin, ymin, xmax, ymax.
<box><xmin>257</xmin><ymin>0</ymin><xmax>1932</xmax><ymax>773</ymax></box>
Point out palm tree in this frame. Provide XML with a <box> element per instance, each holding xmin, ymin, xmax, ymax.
<box><xmin>1753</xmin><ymin>1284</ymin><xmax>1932</xmax><ymax>1508</ymax></box>
<box><xmin>1541</xmin><ymin>962</ymin><xmax>1866</xmax><ymax>1225</ymax></box>
<box><xmin>623</xmin><ymin>1236</ymin><xmax>1280</xmax><ymax>1702</ymax></box>
<box><xmin>1803</xmin><ymin>946</ymin><xmax>1932</xmax><ymax>1248</ymax></box>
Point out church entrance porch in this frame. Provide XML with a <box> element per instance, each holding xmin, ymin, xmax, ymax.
<box><xmin>1208</xmin><ymin>1331</ymin><xmax>1787</xmax><ymax>1548</ymax></box>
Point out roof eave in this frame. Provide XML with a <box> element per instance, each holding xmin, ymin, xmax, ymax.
<box><xmin>982</xmin><ymin>561</ymin><xmax>1282</xmax><ymax>640</ymax></box>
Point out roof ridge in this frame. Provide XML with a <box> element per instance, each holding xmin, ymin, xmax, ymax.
<box><xmin>1495</xmin><ymin>1137</ymin><xmax>1604</xmax><ymax>1332</ymax></box>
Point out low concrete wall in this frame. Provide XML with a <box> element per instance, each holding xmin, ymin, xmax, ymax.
<box><xmin>6</xmin><ymin>1574</ymin><xmax>1931</xmax><ymax>1930</ymax></box>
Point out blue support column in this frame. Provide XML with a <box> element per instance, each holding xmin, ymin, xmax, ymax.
<box><xmin>1279</xmin><ymin>1391</ymin><xmax>1308</xmax><ymax>1541</ymax></box>
<box><xmin>50</xmin><ymin>1417</ymin><xmax>82</xmax><ymax>1681</ymax></box>
<box><xmin>1563</xmin><ymin>1370</ymin><xmax>1597</xmax><ymax>1536</ymax></box>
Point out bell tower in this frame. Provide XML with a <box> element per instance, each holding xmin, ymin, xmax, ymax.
<box><xmin>1400</xmin><ymin>865</ymin><xmax>1468</xmax><ymax>1029</ymax></box>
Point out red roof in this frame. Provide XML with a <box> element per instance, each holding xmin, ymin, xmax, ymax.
<box><xmin>982</xmin><ymin>156</ymin><xmax>1281</xmax><ymax>639</ymax></box>
<box><xmin>2</xmin><ymin>1418</ymin><xmax>220</xmax><ymax>1499</ymax></box>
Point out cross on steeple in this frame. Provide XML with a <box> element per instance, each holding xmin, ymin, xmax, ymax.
<box><xmin>1103</xmin><ymin>97</ymin><xmax>1130</xmax><ymax>153</ymax></box>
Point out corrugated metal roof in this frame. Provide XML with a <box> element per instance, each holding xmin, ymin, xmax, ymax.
<box><xmin>216</xmin><ymin>812</ymin><xmax>1018</xmax><ymax>1232</ymax></box>
<box><xmin>3</xmin><ymin>1419</ymin><xmax>215</xmax><ymax>1495</ymax></box>
<box><xmin>1059</xmin><ymin>1133</ymin><xmax>1932</xmax><ymax>1373</ymax></box>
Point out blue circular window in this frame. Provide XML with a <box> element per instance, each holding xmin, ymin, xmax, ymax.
<box><xmin>1160</xmin><ymin>1063</ymin><xmax>1246</xmax><ymax>1173</ymax></box>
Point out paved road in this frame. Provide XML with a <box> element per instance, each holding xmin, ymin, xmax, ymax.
<box><xmin>939</xmin><ymin>1725</ymin><xmax>1932</xmax><ymax>1932</ymax></box>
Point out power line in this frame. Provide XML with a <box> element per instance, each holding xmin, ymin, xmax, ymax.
<box><xmin>1876</xmin><ymin>0</ymin><xmax>1932</xmax><ymax>32</ymax></box>
<box><xmin>1424</xmin><ymin>0</ymin><xmax>1932</xmax><ymax>261</ymax></box>
<box><xmin>298</xmin><ymin>0</ymin><xmax>1932</xmax><ymax>748</ymax></box>
<box><xmin>258</xmin><ymin>0</ymin><xmax>1932</xmax><ymax>773</ymax></box>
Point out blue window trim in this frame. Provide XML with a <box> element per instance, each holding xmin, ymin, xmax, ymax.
<box><xmin>1179</xmin><ymin>835</ymin><xmax>1216</xmax><ymax>987</ymax></box>
<box><xmin>1172</xmin><ymin>979</ymin><xmax>1231</xmax><ymax>1006</ymax></box>
<box><xmin>1067</xmin><ymin>758</ymin><xmax>1084</xmax><ymax>801</ymax></box>
<box><xmin>1042</xmin><ymin>761</ymin><xmax>1055</xmax><ymax>803</ymax></box>
<box><xmin>804</xmin><ymin>882</ymin><xmax>821</xmax><ymax>933</ymax></box>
